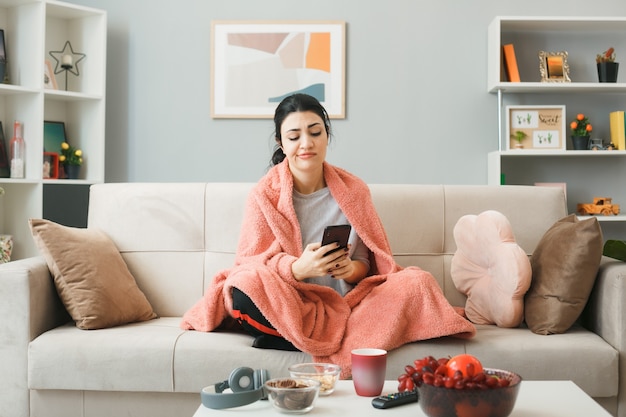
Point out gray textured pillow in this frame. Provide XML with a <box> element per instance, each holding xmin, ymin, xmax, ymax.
<box><xmin>524</xmin><ymin>214</ymin><xmax>603</xmax><ymax>335</ymax></box>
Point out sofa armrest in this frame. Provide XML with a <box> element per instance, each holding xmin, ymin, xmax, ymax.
<box><xmin>0</xmin><ymin>256</ymin><xmax>69</xmax><ymax>339</ymax></box>
<box><xmin>582</xmin><ymin>256</ymin><xmax>626</xmax><ymax>416</ymax></box>
<box><xmin>582</xmin><ymin>256</ymin><xmax>626</xmax><ymax>349</ymax></box>
<box><xmin>0</xmin><ymin>256</ymin><xmax>68</xmax><ymax>417</ymax></box>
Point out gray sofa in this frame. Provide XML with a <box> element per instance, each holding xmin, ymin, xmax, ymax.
<box><xmin>0</xmin><ymin>183</ymin><xmax>623</xmax><ymax>417</ymax></box>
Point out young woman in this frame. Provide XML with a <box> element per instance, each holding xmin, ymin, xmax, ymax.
<box><xmin>271</xmin><ymin>94</ymin><xmax>370</xmax><ymax>291</ymax></box>
<box><xmin>182</xmin><ymin>94</ymin><xmax>474</xmax><ymax>371</ymax></box>
<box><xmin>231</xmin><ymin>94</ymin><xmax>372</xmax><ymax>349</ymax></box>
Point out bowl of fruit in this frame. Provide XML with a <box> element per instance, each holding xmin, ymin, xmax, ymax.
<box><xmin>398</xmin><ymin>354</ymin><xmax>521</xmax><ymax>417</ymax></box>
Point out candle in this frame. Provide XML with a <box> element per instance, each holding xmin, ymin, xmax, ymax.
<box><xmin>62</xmin><ymin>54</ymin><xmax>73</xmax><ymax>66</ymax></box>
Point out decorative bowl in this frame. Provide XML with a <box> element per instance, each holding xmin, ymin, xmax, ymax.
<box><xmin>264</xmin><ymin>377</ymin><xmax>320</xmax><ymax>414</ymax></box>
<box><xmin>288</xmin><ymin>362</ymin><xmax>341</xmax><ymax>396</ymax></box>
<box><xmin>417</xmin><ymin>368</ymin><xmax>522</xmax><ymax>417</ymax></box>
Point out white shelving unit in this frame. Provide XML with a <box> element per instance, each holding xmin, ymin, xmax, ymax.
<box><xmin>487</xmin><ymin>16</ymin><xmax>626</xmax><ymax>238</ymax></box>
<box><xmin>0</xmin><ymin>0</ymin><xmax>106</xmax><ymax>260</ymax></box>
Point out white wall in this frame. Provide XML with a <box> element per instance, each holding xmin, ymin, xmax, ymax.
<box><xmin>64</xmin><ymin>0</ymin><xmax>626</xmax><ymax>185</ymax></box>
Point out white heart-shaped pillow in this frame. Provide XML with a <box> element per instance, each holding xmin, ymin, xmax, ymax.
<box><xmin>451</xmin><ymin>210</ymin><xmax>531</xmax><ymax>327</ymax></box>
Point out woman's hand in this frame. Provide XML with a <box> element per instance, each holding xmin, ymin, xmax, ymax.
<box><xmin>291</xmin><ymin>243</ymin><xmax>367</xmax><ymax>284</ymax></box>
<box><xmin>291</xmin><ymin>242</ymin><xmax>345</xmax><ymax>281</ymax></box>
<box><xmin>330</xmin><ymin>255</ymin><xmax>369</xmax><ymax>284</ymax></box>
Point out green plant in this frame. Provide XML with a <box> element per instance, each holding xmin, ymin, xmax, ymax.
<box><xmin>511</xmin><ymin>130</ymin><xmax>527</xmax><ymax>144</ymax></box>
<box><xmin>570</xmin><ymin>113</ymin><xmax>592</xmax><ymax>136</ymax></box>
<box><xmin>596</xmin><ymin>47</ymin><xmax>616</xmax><ymax>63</ymax></box>
<box><xmin>604</xmin><ymin>239</ymin><xmax>626</xmax><ymax>262</ymax></box>
<box><xmin>59</xmin><ymin>142</ymin><xmax>83</xmax><ymax>166</ymax></box>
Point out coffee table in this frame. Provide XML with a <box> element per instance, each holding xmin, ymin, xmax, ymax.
<box><xmin>192</xmin><ymin>379</ymin><xmax>612</xmax><ymax>416</ymax></box>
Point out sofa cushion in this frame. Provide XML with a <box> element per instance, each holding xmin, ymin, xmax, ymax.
<box><xmin>29</xmin><ymin>219</ymin><xmax>157</xmax><ymax>330</ymax></box>
<box><xmin>28</xmin><ymin>319</ymin><xmax>618</xmax><ymax>400</ymax></box>
<box><xmin>524</xmin><ymin>214</ymin><xmax>603</xmax><ymax>335</ymax></box>
<box><xmin>465</xmin><ymin>324</ymin><xmax>618</xmax><ymax>398</ymax></box>
<box><xmin>451</xmin><ymin>210</ymin><xmax>531</xmax><ymax>327</ymax></box>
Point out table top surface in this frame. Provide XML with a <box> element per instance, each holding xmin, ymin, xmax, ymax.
<box><xmin>192</xmin><ymin>379</ymin><xmax>612</xmax><ymax>417</ymax></box>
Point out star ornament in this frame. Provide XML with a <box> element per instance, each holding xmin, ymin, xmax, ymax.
<box><xmin>49</xmin><ymin>41</ymin><xmax>86</xmax><ymax>76</ymax></box>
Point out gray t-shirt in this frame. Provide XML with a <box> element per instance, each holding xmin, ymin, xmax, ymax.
<box><xmin>292</xmin><ymin>187</ymin><xmax>370</xmax><ymax>296</ymax></box>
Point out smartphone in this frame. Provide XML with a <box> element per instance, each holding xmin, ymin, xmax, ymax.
<box><xmin>321</xmin><ymin>224</ymin><xmax>351</xmax><ymax>256</ymax></box>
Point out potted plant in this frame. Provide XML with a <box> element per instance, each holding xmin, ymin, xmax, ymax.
<box><xmin>58</xmin><ymin>142</ymin><xmax>83</xmax><ymax>179</ymax></box>
<box><xmin>510</xmin><ymin>130</ymin><xmax>528</xmax><ymax>149</ymax></box>
<box><xmin>596</xmin><ymin>47</ymin><xmax>618</xmax><ymax>82</ymax></box>
<box><xmin>570</xmin><ymin>113</ymin><xmax>592</xmax><ymax>150</ymax></box>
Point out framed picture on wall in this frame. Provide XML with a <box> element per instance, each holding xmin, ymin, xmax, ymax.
<box><xmin>211</xmin><ymin>20</ymin><xmax>346</xmax><ymax>119</ymax></box>
<box><xmin>506</xmin><ymin>105</ymin><xmax>566</xmax><ymax>151</ymax></box>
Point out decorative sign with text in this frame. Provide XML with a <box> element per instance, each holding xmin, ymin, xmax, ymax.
<box><xmin>506</xmin><ymin>105</ymin><xmax>566</xmax><ymax>151</ymax></box>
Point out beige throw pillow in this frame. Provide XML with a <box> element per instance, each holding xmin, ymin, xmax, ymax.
<box><xmin>524</xmin><ymin>214</ymin><xmax>603</xmax><ymax>335</ymax></box>
<box><xmin>29</xmin><ymin>219</ymin><xmax>157</xmax><ymax>330</ymax></box>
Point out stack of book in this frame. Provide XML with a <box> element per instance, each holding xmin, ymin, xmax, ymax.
<box><xmin>610</xmin><ymin>111</ymin><xmax>626</xmax><ymax>150</ymax></box>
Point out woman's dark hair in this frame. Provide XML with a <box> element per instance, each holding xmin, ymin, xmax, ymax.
<box><xmin>270</xmin><ymin>93</ymin><xmax>332</xmax><ymax>166</ymax></box>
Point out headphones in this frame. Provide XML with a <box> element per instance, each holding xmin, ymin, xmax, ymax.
<box><xmin>201</xmin><ymin>367</ymin><xmax>270</xmax><ymax>409</ymax></box>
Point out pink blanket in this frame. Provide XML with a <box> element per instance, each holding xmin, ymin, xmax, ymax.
<box><xmin>181</xmin><ymin>162</ymin><xmax>475</xmax><ymax>376</ymax></box>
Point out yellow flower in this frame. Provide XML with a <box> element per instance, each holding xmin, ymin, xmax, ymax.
<box><xmin>59</xmin><ymin>142</ymin><xmax>83</xmax><ymax>166</ymax></box>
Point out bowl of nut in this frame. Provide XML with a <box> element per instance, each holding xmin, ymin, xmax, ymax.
<box><xmin>288</xmin><ymin>362</ymin><xmax>341</xmax><ymax>396</ymax></box>
<box><xmin>264</xmin><ymin>377</ymin><xmax>320</xmax><ymax>414</ymax></box>
<box><xmin>399</xmin><ymin>354</ymin><xmax>521</xmax><ymax>417</ymax></box>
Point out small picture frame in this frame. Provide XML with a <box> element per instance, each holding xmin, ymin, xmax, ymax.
<box><xmin>43</xmin><ymin>152</ymin><xmax>59</xmax><ymax>179</ymax></box>
<box><xmin>0</xmin><ymin>29</ymin><xmax>7</xmax><ymax>83</ymax></box>
<box><xmin>506</xmin><ymin>105</ymin><xmax>566</xmax><ymax>151</ymax></box>
<box><xmin>43</xmin><ymin>120</ymin><xmax>67</xmax><ymax>153</ymax></box>
<box><xmin>539</xmin><ymin>51</ymin><xmax>571</xmax><ymax>83</ymax></box>
<box><xmin>0</xmin><ymin>121</ymin><xmax>9</xmax><ymax>177</ymax></box>
<box><xmin>44</xmin><ymin>60</ymin><xmax>57</xmax><ymax>89</ymax></box>
<box><xmin>0</xmin><ymin>29</ymin><xmax>5</xmax><ymax>62</ymax></box>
